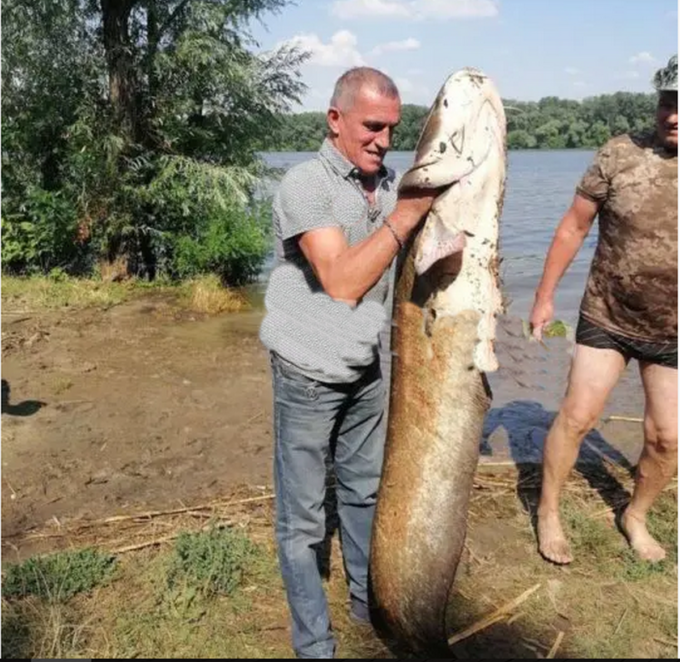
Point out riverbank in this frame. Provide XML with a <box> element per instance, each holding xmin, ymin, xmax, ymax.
<box><xmin>2</xmin><ymin>281</ymin><xmax>676</xmax><ymax>658</ymax></box>
<box><xmin>1</xmin><ymin>275</ymin><xmax>651</xmax><ymax>537</ymax></box>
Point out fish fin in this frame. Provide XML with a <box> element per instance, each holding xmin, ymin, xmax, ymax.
<box><xmin>474</xmin><ymin>340</ymin><xmax>498</xmax><ymax>372</ymax></box>
<box><xmin>414</xmin><ymin>215</ymin><xmax>467</xmax><ymax>276</ymax></box>
<box><xmin>399</xmin><ymin>154</ymin><xmax>472</xmax><ymax>191</ymax></box>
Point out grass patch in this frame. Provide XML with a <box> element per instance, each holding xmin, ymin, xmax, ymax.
<box><xmin>1</xmin><ymin>600</ymin><xmax>31</xmax><ymax>659</ymax></box>
<box><xmin>616</xmin><ymin>498</ymin><xmax>678</xmax><ymax>581</ymax></box>
<box><xmin>1</xmin><ymin>599</ymin><xmax>94</xmax><ymax>660</ymax></box>
<box><xmin>181</xmin><ymin>274</ymin><xmax>249</xmax><ymax>314</ymax></box>
<box><xmin>2</xmin><ymin>275</ymin><xmax>150</xmax><ymax>310</ymax></box>
<box><xmin>618</xmin><ymin>552</ymin><xmax>672</xmax><ymax>581</ymax></box>
<box><xmin>2</xmin><ymin>273</ymin><xmax>250</xmax><ymax>314</ymax></box>
<box><xmin>1</xmin><ymin>479</ymin><xmax>675</xmax><ymax>659</ymax></box>
<box><xmin>168</xmin><ymin>526</ymin><xmax>259</xmax><ymax>598</ymax></box>
<box><xmin>562</xmin><ymin>500</ymin><xmax>621</xmax><ymax>569</ymax></box>
<box><xmin>2</xmin><ymin>548</ymin><xmax>116</xmax><ymax>602</ymax></box>
<box><xmin>110</xmin><ymin>530</ymin><xmax>285</xmax><ymax>659</ymax></box>
<box><xmin>648</xmin><ymin>494</ymin><xmax>679</xmax><ymax>559</ymax></box>
<box><xmin>449</xmin><ymin>474</ymin><xmax>677</xmax><ymax>660</ymax></box>
<box><xmin>1</xmin><ymin>529</ymin><xmax>284</xmax><ymax>659</ymax></box>
<box><xmin>561</xmin><ymin>492</ymin><xmax>678</xmax><ymax>582</ymax></box>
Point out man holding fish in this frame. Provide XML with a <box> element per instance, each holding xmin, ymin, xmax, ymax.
<box><xmin>260</xmin><ymin>52</ymin><xmax>677</xmax><ymax>658</ymax></box>
<box><xmin>259</xmin><ymin>67</ymin><xmax>438</xmax><ymax>658</ymax></box>
<box><xmin>531</xmin><ymin>55</ymin><xmax>678</xmax><ymax>566</ymax></box>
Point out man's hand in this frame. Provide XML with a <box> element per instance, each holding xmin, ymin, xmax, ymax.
<box><xmin>298</xmin><ymin>186</ymin><xmax>443</xmax><ymax>303</ymax></box>
<box><xmin>529</xmin><ymin>295</ymin><xmax>554</xmax><ymax>341</ymax></box>
<box><xmin>391</xmin><ymin>187</ymin><xmax>442</xmax><ymax>235</ymax></box>
<box><xmin>528</xmin><ymin>193</ymin><xmax>599</xmax><ymax>342</ymax></box>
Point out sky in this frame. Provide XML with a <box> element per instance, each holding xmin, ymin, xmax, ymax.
<box><xmin>247</xmin><ymin>0</ymin><xmax>679</xmax><ymax>111</ymax></box>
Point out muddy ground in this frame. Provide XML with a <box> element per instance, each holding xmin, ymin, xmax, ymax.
<box><xmin>3</xmin><ymin>297</ymin><xmax>274</xmax><ymax>542</ymax></box>
<box><xmin>2</xmin><ymin>293</ymin><xmax>645</xmax><ymax>544</ymax></box>
<box><xmin>1</xmin><ymin>291</ymin><xmax>676</xmax><ymax>659</ymax></box>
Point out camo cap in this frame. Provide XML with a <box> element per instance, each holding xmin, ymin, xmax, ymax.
<box><xmin>653</xmin><ymin>54</ymin><xmax>677</xmax><ymax>91</ymax></box>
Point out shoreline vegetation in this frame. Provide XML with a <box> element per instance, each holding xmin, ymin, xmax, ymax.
<box><xmin>262</xmin><ymin>93</ymin><xmax>657</xmax><ymax>153</ymax></box>
<box><xmin>2</xmin><ymin>275</ymin><xmax>574</xmax><ymax>344</ymax></box>
<box><xmin>1</xmin><ymin>274</ymin><xmax>250</xmax><ymax>315</ymax></box>
<box><xmin>2</xmin><ymin>0</ymin><xmax>656</xmax><ymax>287</ymax></box>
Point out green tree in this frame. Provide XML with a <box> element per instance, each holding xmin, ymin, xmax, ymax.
<box><xmin>586</xmin><ymin>121</ymin><xmax>612</xmax><ymax>147</ymax></box>
<box><xmin>267</xmin><ymin>92</ymin><xmax>658</xmax><ymax>153</ymax></box>
<box><xmin>2</xmin><ymin>0</ymin><xmax>309</xmax><ymax>281</ymax></box>
<box><xmin>507</xmin><ymin>130</ymin><xmax>537</xmax><ymax>149</ymax></box>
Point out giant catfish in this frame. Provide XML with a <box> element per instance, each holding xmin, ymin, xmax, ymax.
<box><xmin>370</xmin><ymin>67</ymin><xmax>507</xmax><ymax>654</ymax></box>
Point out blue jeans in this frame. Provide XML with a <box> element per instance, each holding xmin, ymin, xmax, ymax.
<box><xmin>270</xmin><ymin>354</ymin><xmax>386</xmax><ymax>658</ymax></box>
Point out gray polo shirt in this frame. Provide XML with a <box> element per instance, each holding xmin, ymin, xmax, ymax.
<box><xmin>259</xmin><ymin>138</ymin><xmax>400</xmax><ymax>384</ymax></box>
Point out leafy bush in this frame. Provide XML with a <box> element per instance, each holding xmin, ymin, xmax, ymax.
<box><xmin>168</xmin><ymin>527</ymin><xmax>257</xmax><ymax>597</ymax></box>
<box><xmin>172</xmin><ymin>205</ymin><xmax>270</xmax><ymax>285</ymax></box>
<box><xmin>1</xmin><ymin>188</ymin><xmax>87</xmax><ymax>274</ymax></box>
<box><xmin>2</xmin><ymin>0</ymin><xmax>305</xmax><ymax>284</ymax></box>
<box><xmin>144</xmin><ymin>156</ymin><xmax>271</xmax><ymax>284</ymax></box>
<box><xmin>2</xmin><ymin>548</ymin><xmax>117</xmax><ymax>602</ymax></box>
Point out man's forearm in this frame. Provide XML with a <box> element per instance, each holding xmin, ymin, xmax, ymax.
<box><xmin>535</xmin><ymin>219</ymin><xmax>590</xmax><ymax>300</ymax></box>
<box><xmin>322</xmin><ymin>212</ymin><xmax>414</xmax><ymax>302</ymax></box>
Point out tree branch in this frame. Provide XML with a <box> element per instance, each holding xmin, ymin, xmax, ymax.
<box><xmin>158</xmin><ymin>0</ymin><xmax>193</xmax><ymax>38</ymax></box>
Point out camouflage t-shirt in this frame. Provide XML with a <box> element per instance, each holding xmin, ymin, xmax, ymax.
<box><xmin>577</xmin><ymin>131</ymin><xmax>678</xmax><ymax>342</ymax></box>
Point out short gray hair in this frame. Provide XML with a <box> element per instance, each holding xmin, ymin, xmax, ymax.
<box><xmin>330</xmin><ymin>67</ymin><xmax>400</xmax><ymax>111</ymax></box>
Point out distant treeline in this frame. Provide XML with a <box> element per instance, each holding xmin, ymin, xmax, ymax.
<box><xmin>265</xmin><ymin>92</ymin><xmax>657</xmax><ymax>152</ymax></box>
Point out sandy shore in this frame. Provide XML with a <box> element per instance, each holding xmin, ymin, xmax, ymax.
<box><xmin>2</xmin><ymin>296</ymin><xmax>646</xmax><ymax>544</ymax></box>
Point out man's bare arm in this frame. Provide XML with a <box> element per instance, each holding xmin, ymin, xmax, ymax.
<box><xmin>530</xmin><ymin>193</ymin><xmax>600</xmax><ymax>339</ymax></box>
<box><xmin>298</xmin><ymin>190</ymin><xmax>437</xmax><ymax>303</ymax></box>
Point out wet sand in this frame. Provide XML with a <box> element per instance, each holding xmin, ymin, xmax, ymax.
<box><xmin>2</xmin><ymin>297</ymin><xmax>645</xmax><ymax>547</ymax></box>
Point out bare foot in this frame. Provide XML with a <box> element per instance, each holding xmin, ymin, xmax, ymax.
<box><xmin>537</xmin><ymin>509</ymin><xmax>573</xmax><ymax>565</ymax></box>
<box><xmin>621</xmin><ymin>508</ymin><xmax>667</xmax><ymax>563</ymax></box>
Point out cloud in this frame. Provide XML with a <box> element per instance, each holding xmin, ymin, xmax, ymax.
<box><xmin>394</xmin><ymin>76</ymin><xmax>431</xmax><ymax>103</ymax></box>
<box><xmin>281</xmin><ymin>30</ymin><xmax>365</xmax><ymax>67</ymax></box>
<box><xmin>331</xmin><ymin>0</ymin><xmax>499</xmax><ymax>20</ymax></box>
<box><xmin>370</xmin><ymin>37</ymin><xmax>421</xmax><ymax>56</ymax></box>
<box><xmin>616</xmin><ymin>70</ymin><xmax>641</xmax><ymax>80</ymax></box>
<box><xmin>413</xmin><ymin>0</ymin><xmax>499</xmax><ymax>19</ymax></box>
<box><xmin>572</xmin><ymin>81</ymin><xmax>588</xmax><ymax>88</ymax></box>
<box><xmin>564</xmin><ymin>67</ymin><xmax>579</xmax><ymax>75</ymax></box>
<box><xmin>629</xmin><ymin>51</ymin><xmax>658</xmax><ymax>65</ymax></box>
<box><xmin>394</xmin><ymin>76</ymin><xmax>415</xmax><ymax>93</ymax></box>
<box><xmin>332</xmin><ymin>0</ymin><xmax>411</xmax><ymax>19</ymax></box>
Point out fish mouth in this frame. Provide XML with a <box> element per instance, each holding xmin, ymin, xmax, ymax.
<box><xmin>400</xmin><ymin>98</ymin><xmax>502</xmax><ymax>194</ymax></box>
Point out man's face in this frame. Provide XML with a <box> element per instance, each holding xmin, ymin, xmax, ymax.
<box><xmin>328</xmin><ymin>86</ymin><xmax>401</xmax><ymax>176</ymax></box>
<box><xmin>657</xmin><ymin>91</ymin><xmax>678</xmax><ymax>149</ymax></box>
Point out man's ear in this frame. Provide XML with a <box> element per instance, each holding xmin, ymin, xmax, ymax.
<box><xmin>327</xmin><ymin>107</ymin><xmax>341</xmax><ymax>137</ymax></box>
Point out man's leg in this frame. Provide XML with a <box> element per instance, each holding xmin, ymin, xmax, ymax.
<box><xmin>271</xmin><ymin>359</ymin><xmax>345</xmax><ymax>658</ymax></box>
<box><xmin>621</xmin><ymin>361</ymin><xmax>678</xmax><ymax>562</ymax></box>
<box><xmin>333</xmin><ymin>371</ymin><xmax>386</xmax><ymax>623</ymax></box>
<box><xmin>538</xmin><ymin>344</ymin><xmax>627</xmax><ymax>564</ymax></box>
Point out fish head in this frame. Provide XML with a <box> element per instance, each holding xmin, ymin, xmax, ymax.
<box><xmin>398</xmin><ymin>67</ymin><xmax>506</xmax><ymax>276</ymax></box>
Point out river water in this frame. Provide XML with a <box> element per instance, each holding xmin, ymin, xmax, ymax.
<box><xmin>249</xmin><ymin>149</ymin><xmax>645</xmax><ymax>466</ymax></box>
<box><xmin>257</xmin><ymin>149</ymin><xmax>598</xmax><ymax>325</ymax></box>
